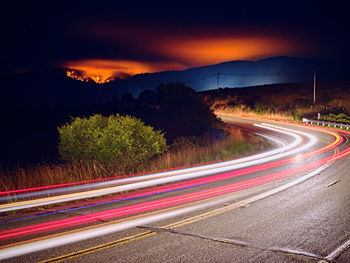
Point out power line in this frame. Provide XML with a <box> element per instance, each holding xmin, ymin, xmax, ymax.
<box><xmin>217</xmin><ymin>72</ymin><xmax>221</xmax><ymax>89</ymax></box>
<box><xmin>314</xmin><ymin>69</ymin><xmax>316</xmax><ymax>104</ymax></box>
<box><xmin>185</xmin><ymin>72</ymin><xmax>312</xmax><ymax>81</ymax></box>
<box><xmin>182</xmin><ymin>71</ymin><xmax>315</xmax><ymax>87</ymax></box>
<box><xmin>219</xmin><ymin>72</ymin><xmax>312</xmax><ymax>76</ymax></box>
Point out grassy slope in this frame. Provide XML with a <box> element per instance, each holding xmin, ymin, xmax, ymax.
<box><xmin>201</xmin><ymin>82</ymin><xmax>350</xmax><ymax>120</ymax></box>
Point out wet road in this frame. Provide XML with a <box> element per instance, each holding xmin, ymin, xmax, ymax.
<box><xmin>1</xmin><ymin>117</ymin><xmax>349</xmax><ymax>262</ymax></box>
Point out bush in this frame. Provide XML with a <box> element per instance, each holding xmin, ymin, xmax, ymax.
<box><xmin>293</xmin><ymin>110</ymin><xmax>302</xmax><ymax>121</ymax></box>
<box><xmin>253</xmin><ymin>104</ymin><xmax>270</xmax><ymax>115</ymax></box>
<box><xmin>58</xmin><ymin>114</ymin><xmax>167</xmax><ymax>165</ymax></box>
<box><xmin>322</xmin><ymin>113</ymin><xmax>350</xmax><ymax>124</ymax></box>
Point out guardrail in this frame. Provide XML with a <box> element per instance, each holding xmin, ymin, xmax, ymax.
<box><xmin>302</xmin><ymin>118</ymin><xmax>350</xmax><ymax>130</ymax></box>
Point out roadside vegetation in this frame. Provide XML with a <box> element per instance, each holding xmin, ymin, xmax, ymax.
<box><xmin>213</xmin><ymin>104</ymin><xmax>300</xmax><ymax>121</ymax></box>
<box><xmin>4</xmin><ymin>81</ymin><xmax>350</xmax><ymax>192</ymax></box>
<box><xmin>201</xmin><ymin>82</ymin><xmax>350</xmax><ymax>121</ymax></box>
<box><xmin>58</xmin><ymin>114</ymin><xmax>167</xmax><ymax>166</ymax></box>
<box><xmin>320</xmin><ymin>113</ymin><xmax>350</xmax><ymax>124</ymax></box>
<box><xmin>0</xmin><ymin>83</ymin><xmax>268</xmax><ymax>192</ymax></box>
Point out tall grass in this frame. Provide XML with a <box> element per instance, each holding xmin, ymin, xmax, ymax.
<box><xmin>214</xmin><ymin>108</ymin><xmax>296</xmax><ymax>121</ymax></box>
<box><xmin>0</xmin><ymin>127</ymin><xmax>268</xmax><ymax>192</ymax></box>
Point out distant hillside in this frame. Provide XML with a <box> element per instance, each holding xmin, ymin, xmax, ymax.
<box><xmin>200</xmin><ymin>82</ymin><xmax>350</xmax><ymax>118</ymax></box>
<box><xmin>3</xmin><ymin>56</ymin><xmax>348</xmax><ymax>107</ymax></box>
<box><xmin>105</xmin><ymin>56</ymin><xmax>344</xmax><ymax>96</ymax></box>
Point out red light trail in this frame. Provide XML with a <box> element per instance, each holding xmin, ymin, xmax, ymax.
<box><xmin>0</xmin><ymin>127</ymin><xmax>347</xmax><ymax>242</ymax></box>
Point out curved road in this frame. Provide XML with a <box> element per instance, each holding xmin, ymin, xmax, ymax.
<box><xmin>0</xmin><ymin>117</ymin><xmax>349</xmax><ymax>262</ymax></box>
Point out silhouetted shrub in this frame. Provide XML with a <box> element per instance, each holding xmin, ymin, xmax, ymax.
<box><xmin>138</xmin><ymin>90</ymin><xmax>157</xmax><ymax>105</ymax></box>
<box><xmin>154</xmin><ymin>83</ymin><xmax>222</xmax><ymax>141</ymax></box>
<box><xmin>58</xmin><ymin>114</ymin><xmax>167</xmax><ymax>165</ymax></box>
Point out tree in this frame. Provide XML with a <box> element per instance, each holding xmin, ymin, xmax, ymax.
<box><xmin>58</xmin><ymin>114</ymin><xmax>167</xmax><ymax>165</ymax></box>
<box><xmin>154</xmin><ymin>83</ymin><xmax>221</xmax><ymax>140</ymax></box>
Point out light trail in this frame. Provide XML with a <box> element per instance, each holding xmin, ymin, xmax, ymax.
<box><xmin>0</xmin><ymin>129</ymin><xmax>344</xmax><ymax>241</ymax></box>
<box><xmin>37</xmin><ymin>162</ymin><xmax>336</xmax><ymax>263</ymax></box>
<box><xmin>0</xmin><ymin>124</ymin><xmax>294</xmax><ymax>200</ymax></box>
<box><xmin>0</xmin><ymin>163</ymin><xmax>328</xmax><ymax>241</ymax></box>
<box><xmin>0</xmin><ymin>182</ymin><xmax>208</xmax><ymax>224</ymax></box>
<box><xmin>0</xmin><ymin>124</ymin><xmax>316</xmax><ymax>212</ymax></box>
<box><xmin>0</xmin><ymin>126</ymin><xmax>340</xmax><ymax>224</ymax></box>
<box><xmin>255</xmin><ymin>133</ymin><xmax>287</xmax><ymax>149</ymax></box>
<box><xmin>0</xmin><ymin>142</ymin><xmax>346</xmax><ymax>261</ymax></box>
<box><xmin>0</xmin><ymin>122</ymin><xmax>349</xmax><ymax>260</ymax></box>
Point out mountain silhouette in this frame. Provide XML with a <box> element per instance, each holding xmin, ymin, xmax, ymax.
<box><xmin>105</xmin><ymin>56</ymin><xmax>344</xmax><ymax>96</ymax></box>
<box><xmin>3</xmin><ymin>56</ymin><xmax>346</xmax><ymax>107</ymax></box>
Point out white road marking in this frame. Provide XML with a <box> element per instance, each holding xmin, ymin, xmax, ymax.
<box><xmin>318</xmin><ymin>238</ymin><xmax>350</xmax><ymax>262</ymax></box>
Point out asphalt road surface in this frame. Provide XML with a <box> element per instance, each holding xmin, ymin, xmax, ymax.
<box><xmin>0</xmin><ymin>116</ymin><xmax>349</xmax><ymax>263</ymax></box>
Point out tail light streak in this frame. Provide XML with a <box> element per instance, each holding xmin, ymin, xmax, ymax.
<box><xmin>0</xmin><ymin>126</ymin><xmax>344</xmax><ymax>241</ymax></box>
<box><xmin>0</xmin><ymin>124</ymin><xmax>299</xmax><ymax>199</ymax></box>
<box><xmin>0</xmin><ymin>124</ymin><xmax>318</xmax><ymax>212</ymax></box>
<box><xmin>0</xmin><ymin>123</ymin><xmax>349</xmax><ymax>260</ymax></box>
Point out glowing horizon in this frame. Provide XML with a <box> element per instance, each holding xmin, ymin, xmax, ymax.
<box><xmin>156</xmin><ymin>36</ymin><xmax>296</xmax><ymax>66</ymax></box>
<box><xmin>64</xmin><ymin>59</ymin><xmax>186</xmax><ymax>83</ymax></box>
<box><xmin>63</xmin><ymin>35</ymin><xmax>304</xmax><ymax>83</ymax></box>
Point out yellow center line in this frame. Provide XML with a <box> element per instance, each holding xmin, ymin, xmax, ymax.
<box><xmin>0</xmin><ymin>188</ymin><xmax>245</xmax><ymax>250</ymax></box>
<box><xmin>39</xmin><ymin>231</ymin><xmax>157</xmax><ymax>263</ymax></box>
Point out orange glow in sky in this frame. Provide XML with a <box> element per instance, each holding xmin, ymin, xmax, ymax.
<box><xmin>158</xmin><ymin>37</ymin><xmax>295</xmax><ymax>66</ymax></box>
<box><xmin>65</xmin><ymin>36</ymin><xmax>301</xmax><ymax>83</ymax></box>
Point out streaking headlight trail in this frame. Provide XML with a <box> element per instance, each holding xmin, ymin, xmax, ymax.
<box><xmin>0</xmin><ymin>123</ymin><xmax>315</xmax><ymax>212</ymax></box>
<box><xmin>0</xmin><ymin>123</ymin><xmax>298</xmax><ymax>200</ymax></box>
<box><xmin>0</xmin><ymin>120</ymin><xmax>349</xmax><ymax>261</ymax></box>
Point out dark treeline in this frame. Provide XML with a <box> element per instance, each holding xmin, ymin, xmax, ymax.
<box><xmin>1</xmin><ymin>83</ymin><xmax>223</xmax><ymax>167</ymax></box>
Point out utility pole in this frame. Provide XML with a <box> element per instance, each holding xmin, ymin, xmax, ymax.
<box><xmin>313</xmin><ymin>69</ymin><xmax>316</xmax><ymax>104</ymax></box>
<box><xmin>217</xmin><ymin>72</ymin><xmax>221</xmax><ymax>90</ymax></box>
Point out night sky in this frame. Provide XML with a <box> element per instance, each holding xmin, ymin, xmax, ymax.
<box><xmin>3</xmin><ymin>1</ymin><xmax>349</xmax><ymax>82</ymax></box>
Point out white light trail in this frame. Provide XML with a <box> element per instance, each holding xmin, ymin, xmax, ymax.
<box><xmin>1</xmin><ymin>128</ymin><xmax>290</xmax><ymax>201</ymax></box>
<box><xmin>0</xmin><ymin>124</ymin><xmax>316</xmax><ymax>212</ymax></box>
<box><xmin>0</xmin><ymin>161</ymin><xmax>333</xmax><ymax>261</ymax></box>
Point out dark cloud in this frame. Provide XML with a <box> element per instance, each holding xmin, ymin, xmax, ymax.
<box><xmin>2</xmin><ymin>0</ymin><xmax>349</xmax><ymax>75</ymax></box>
